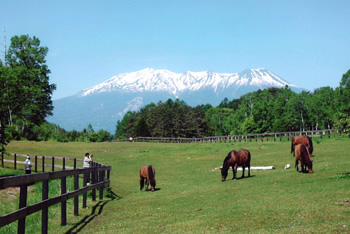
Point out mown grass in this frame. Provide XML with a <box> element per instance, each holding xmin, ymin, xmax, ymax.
<box><xmin>1</xmin><ymin>137</ymin><xmax>350</xmax><ymax>233</ymax></box>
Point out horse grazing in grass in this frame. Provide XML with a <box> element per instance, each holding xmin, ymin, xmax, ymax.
<box><xmin>291</xmin><ymin>136</ymin><xmax>313</xmax><ymax>157</ymax></box>
<box><xmin>221</xmin><ymin>149</ymin><xmax>251</xmax><ymax>181</ymax></box>
<box><xmin>295</xmin><ymin>144</ymin><xmax>313</xmax><ymax>173</ymax></box>
<box><xmin>140</xmin><ymin>165</ymin><xmax>156</xmax><ymax>192</ymax></box>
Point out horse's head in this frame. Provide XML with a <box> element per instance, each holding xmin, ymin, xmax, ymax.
<box><xmin>221</xmin><ymin>167</ymin><xmax>228</xmax><ymax>181</ymax></box>
<box><xmin>307</xmin><ymin>160</ymin><xmax>313</xmax><ymax>173</ymax></box>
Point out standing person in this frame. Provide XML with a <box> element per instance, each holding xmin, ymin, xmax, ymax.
<box><xmin>83</xmin><ymin>153</ymin><xmax>91</xmax><ymax>185</ymax></box>
<box><xmin>24</xmin><ymin>156</ymin><xmax>32</xmax><ymax>174</ymax></box>
<box><xmin>83</xmin><ymin>153</ymin><xmax>90</xmax><ymax>168</ymax></box>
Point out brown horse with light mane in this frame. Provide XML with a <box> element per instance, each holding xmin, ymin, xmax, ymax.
<box><xmin>140</xmin><ymin>165</ymin><xmax>156</xmax><ymax>192</ymax></box>
<box><xmin>295</xmin><ymin>144</ymin><xmax>313</xmax><ymax>173</ymax></box>
<box><xmin>221</xmin><ymin>149</ymin><xmax>251</xmax><ymax>181</ymax></box>
<box><xmin>291</xmin><ymin>136</ymin><xmax>313</xmax><ymax>157</ymax></box>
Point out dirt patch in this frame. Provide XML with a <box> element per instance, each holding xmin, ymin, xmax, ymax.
<box><xmin>0</xmin><ymin>186</ymin><xmax>34</xmax><ymax>202</ymax></box>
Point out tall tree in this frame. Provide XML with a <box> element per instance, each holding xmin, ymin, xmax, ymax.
<box><xmin>0</xmin><ymin>35</ymin><xmax>56</xmax><ymax>152</ymax></box>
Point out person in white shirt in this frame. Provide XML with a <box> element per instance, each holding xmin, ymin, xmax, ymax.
<box><xmin>83</xmin><ymin>153</ymin><xmax>90</xmax><ymax>168</ymax></box>
<box><xmin>83</xmin><ymin>153</ymin><xmax>91</xmax><ymax>185</ymax></box>
<box><xmin>24</xmin><ymin>156</ymin><xmax>32</xmax><ymax>174</ymax></box>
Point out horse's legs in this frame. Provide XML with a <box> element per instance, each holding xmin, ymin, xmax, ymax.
<box><xmin>232</xmin><ymin>164</ymin><xmax>237</xmax><ymax>180</ymax></box>
<box><xmin>248</xmin><ymin>165</ymin><xmax>251</xmax><ymax>177</ymax></box>
<box><xmin>295</xmin><ymin>159</ymin><xmax>299</xmax><ymax>172</ymax></box>
<box><xmin>241</xmin><ymin>166</ymin><xmax>245</xmax><ymax>178</ymax></box>
<box><xmin>140</xmin><ymin>176</ymin><xmax>145</xmax><ymax>190</ymax></box>
<box><xmin>145</xmin><ymin>180</ymin><xmax>149</xmax><ymax>191</ymax></box>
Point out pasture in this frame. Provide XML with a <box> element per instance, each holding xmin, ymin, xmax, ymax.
<box><xmin>1</xmin><ymin>137</ymin><xmax>350</xmax><ymax>233</ymax></box>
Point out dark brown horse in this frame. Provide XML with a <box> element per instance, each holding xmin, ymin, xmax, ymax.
<box><xmin>140</xmin><ymin>165</ymin><xmax>156</xmax><ymax>192</ymax></box>
<box><xmin>295</xmin><ymin>144</ymin><xmax>313</xmax><ymax>173</ymax></box>
<box><xmin>221</xmin><ymin>149</ymin><xmax>251</xmax><ymax>181</ymax></box>
<box><xmin>291</xmin><ymin>136</ymin><xmax>313</xmax><ymax>157</ymax></box>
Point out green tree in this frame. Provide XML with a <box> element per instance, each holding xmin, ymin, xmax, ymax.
<box><xmin>338</xmin><ymin>69</ymin><xmax>350</xmax><ymax>115</ymax></box>
<box><xmin>205</xmin><ymin>107</ymin><xmax>235</xmax><ymax>136</ymax></box>
<box><xmin>0</xmin><ymin>35</ymin><xmax>56</xmax><ymax>152</ymax></box>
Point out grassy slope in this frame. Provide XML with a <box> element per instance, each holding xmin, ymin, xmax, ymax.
<box><xmin>1</xmin><ymin>137</ymin><xmax>350</xmax><ymax>233</ymax></box>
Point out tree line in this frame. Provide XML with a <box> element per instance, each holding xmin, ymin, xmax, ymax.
<box><xmin>116</xmin><ymin>72</ymin><xmax>350</xmax><ymax>139</ymax></box>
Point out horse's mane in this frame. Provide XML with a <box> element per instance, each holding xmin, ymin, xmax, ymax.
<box><xmin>148</xmin><ymin>165</ymin><xmax>156</xmax><ymax>187</ymax></box>
<box><xmin>223</xmin><ymin>152</ymin><xmax>233</xmax><ymax>169</ymax></box>
<box><xmin>300</xmin><ymin>145</ymin><xmax>311</xmax><ymax>163</ymax></box>
<box><xmin>307</xmin><ymin>136</ymin><xmax>313</xmax><ymax>153</ymax></box>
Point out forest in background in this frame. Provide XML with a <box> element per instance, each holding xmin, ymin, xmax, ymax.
<box><xmin>19</xmin><ymin>69</ymin><xmax>350</xmax><ymax>142</ymax></box>
<box><xmin>115</xmin><ymin>71</ymin><xmax>350</xmax><ymax>139</ymax></box>
<box><xmin>5</xmin><ymin>72</ymin><xmax>350</xmax><ymax>143</ymax></box>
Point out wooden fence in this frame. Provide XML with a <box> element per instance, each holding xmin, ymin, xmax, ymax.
<box><xmin>0</xmin><ymin>154</ymin><xmax>111</xmax><ymax>234</ymax></box>
<box><xmin>132</xmin><ymin>129</ymin><xmax>342</xmax><ymax>143</ymax></box>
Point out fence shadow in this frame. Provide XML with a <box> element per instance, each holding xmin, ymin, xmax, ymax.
<box><xmin>65</xmin><ymin>187</ymin><xmax>121</xmax><ymax>234</ymax></box>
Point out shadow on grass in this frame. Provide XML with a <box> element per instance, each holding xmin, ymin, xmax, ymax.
<box><xmin>226</xmin><ymin>175</ymin><xmax>256</xmax><ymax>181</ymax></box>
<box><xmin>144</xmin><ymin>188</ymin><xmax>161</xmax><ymax>192</ymax></box>
<box><xmin>65</xmin><ymin>186</ymin><xmax>121</xmax><ymax>234</ymax></box>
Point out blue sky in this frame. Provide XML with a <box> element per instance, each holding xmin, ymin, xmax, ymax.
<box><xmin>1</xmin><ymin>0</ymin><xmax>349</xmax><ymax>100</ymax></box>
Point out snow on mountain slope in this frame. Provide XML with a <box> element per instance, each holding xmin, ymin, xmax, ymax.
<box><xmin>79</xmin><ymin>68</ymin><xmax>299</xmax><ymax>98</ymax></box>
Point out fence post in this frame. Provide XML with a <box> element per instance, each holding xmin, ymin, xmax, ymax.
<box><xmin>92</xmin><ymin>163</ymin><xmax>96</xmax><ymax>201</ymax></box>
<box><xmin>35</xmin><ymin>156</ymin><xmax>38</xmax><ymax>172</ymax></box>
<box><xmin>42</xmin><ymin>180</ymin><xmax>49</xmax><ymax>234</ymax></box>
<box><xmin>99</xmin><ymin>167</ymin><xmax>104</xmax><ymax>200</ymax></box>
<box><xmin>42</xmin><ymin>156</ymin><xmax>45</xmax><ymax>172</ymax></box>
<box><xmin>18</xmin><ymin>184</ymin><xmax>28</xmax><ymax>234</ymax></box>
<box><xmin>1</xmin><ymin>151</ymin><xmax>3</xmax><ymax>168</ymax></box>
<box><xmin>63</xmin><ymin>157</ymin><xmax>66</xmax><ymax>170</ymax></box>
<box><xmin>52</xmin><ymin>157</ymin><xmax>55</xmax><ymax>172</ymax></box>
<box><xmin>61</xmin><ymin>176</ymin><xmax>67</xmax><ymax>226</ymax></box>
<box><xmin>74</xmin><ymin>158</ymin><xmax>77</xmax><ymax>169</ymax></box>
<box><xmin>83</xmin><ymin>169</ymin><xmax>87</xmax><ymax>208</ymax></box>
<box><xmin>14</xmin><ymin>153</ymin><xmax>17</xmax><ymax>170</ymax></box>
<box><xmin>74</xmin><ymin>174</ymin><xmax>79</xmax><ymax>216</ymax></box>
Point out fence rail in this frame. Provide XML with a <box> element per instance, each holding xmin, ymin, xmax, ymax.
<box><xmin>0</xmin><ymin>153</ymin><xmax>111</xmax><ymax>234</ymax></box>
<box><xmin>132</xmin><ymin>129</ymin><xmax>342</xmax><ymax>143</ymax></box>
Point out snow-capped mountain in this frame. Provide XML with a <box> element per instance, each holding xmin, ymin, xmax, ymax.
<box><xmin>79</xmin><ymin>68</ymin><xmax>298</xmax><ymax>98</ymax></box>
<box><xmin>47</xmin><ymin>68</ymin><xmax>302</xmax><ymax>133</ymax></box>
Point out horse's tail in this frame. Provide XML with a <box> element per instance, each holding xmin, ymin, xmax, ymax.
<box><xmin>148</xmin><ymin>165</ymin><xmax>156</xmax><ymax>188</ymax></box>
<box><xmin>247</xmin><ymin>150</ymin><xmax>251</xmax><ymax>165</ymax></box>
<box><xmin>308</xmin><ymin>136</ymin><xmax>314</xmax><ymax>154</ymax></box>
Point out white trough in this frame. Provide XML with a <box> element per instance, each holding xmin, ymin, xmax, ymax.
<box><xmin>213</xmin><ymin>166</ymin><xmax>276</xmax><ymax>171</ymax></box>
<box><xmin>234</xmin><ymin>166</ymin><xmax>275</xmax><ymax>171</ymax></box>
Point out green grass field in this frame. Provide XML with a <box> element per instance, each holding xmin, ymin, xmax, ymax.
<box><xmin>1</xmin><ymin>137</ymin><xmax>350</xmax><ymax>233</ymax></box>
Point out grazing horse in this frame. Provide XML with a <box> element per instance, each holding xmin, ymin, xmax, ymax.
<box><xmin>221</xmin><ymin>149</ymin><xmax>251</xmax><ymax>181</ymax></box>
<box><xmin>140</xmin><ymin>165</ymin><xmax>156</xmax><ymax>192</ymax></box>
<box><xmin>295</xmin><ymin>144</ymin><xmax>313</xmax><ymax>173</ymax></box>
<box><xmin>291</xmin><ymin>136</ymin><xmax>313</xmax><ymax>157</ymax></box>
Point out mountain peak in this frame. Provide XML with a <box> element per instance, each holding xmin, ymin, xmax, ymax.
<box><xmin>78</xmin><ymin>68</ymin><xmax>299</xmax><ymax>98</ymax></box>
<box><xmin>50</xmin><ymin>68</ymin><xmax>303</xmax><ymax>133</ymax></box>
